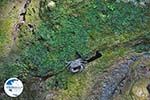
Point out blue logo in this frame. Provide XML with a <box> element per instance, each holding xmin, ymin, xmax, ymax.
<box><xmin>4</xmin><ymin>78</ymin><xmax>23</xmax><ymax>97</ymax></box>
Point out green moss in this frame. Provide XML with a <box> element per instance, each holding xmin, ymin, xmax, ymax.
<box><xmin>0</xmin><ymin>0</ymin><xmax>9</xmax><ymax>6</ymax></box>
<box><xmin>0</xmin><ymin>19</ymin><xmax>14</xmax><ymax>56</ymax></box>
<box><xmin>132</xmin><ymin>32</ymin><xmax>150</xmax><ymax>53</ymax></box>
<box><xmin>26</xmin><ymin>0</ymin><xmax>41</xmax><ymax>24</ymax></box>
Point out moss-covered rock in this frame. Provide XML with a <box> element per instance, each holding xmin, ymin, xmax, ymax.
<box><xmin>131</xmin><ymin>79</ymin><xmax>149</xmax><ymax>100</ymax></box>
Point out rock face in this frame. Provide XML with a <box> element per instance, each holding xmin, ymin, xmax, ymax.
<box><xmin>99</xmin><ymin>56</ymin><xmax>138</xmax><ymax>100</ymax></box>
<box><xmin>87</xmin><ymin>53</ymin><xmax>150</xmax><ymax>100</ymax></box>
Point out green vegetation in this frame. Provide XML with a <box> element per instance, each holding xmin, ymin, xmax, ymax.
<box><xmin>0</xmin><ymin>0</ymin><xmax>8</xmax><ymax>6</ymax></box>
<box><xmin>132</xmin><ymin>32</ymin><xmax>150</xmax><ymax>53</ymax></box>
<box><xmin>0</xmin><ymin>0</ymin><xmax>150</xmax><ymax>99</ymax></box>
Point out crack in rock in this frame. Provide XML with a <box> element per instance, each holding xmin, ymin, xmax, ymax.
<box><xmin>13</xmin><ymin>0</ymin><xmax>31</xmax><ymax>41</ymax></box>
